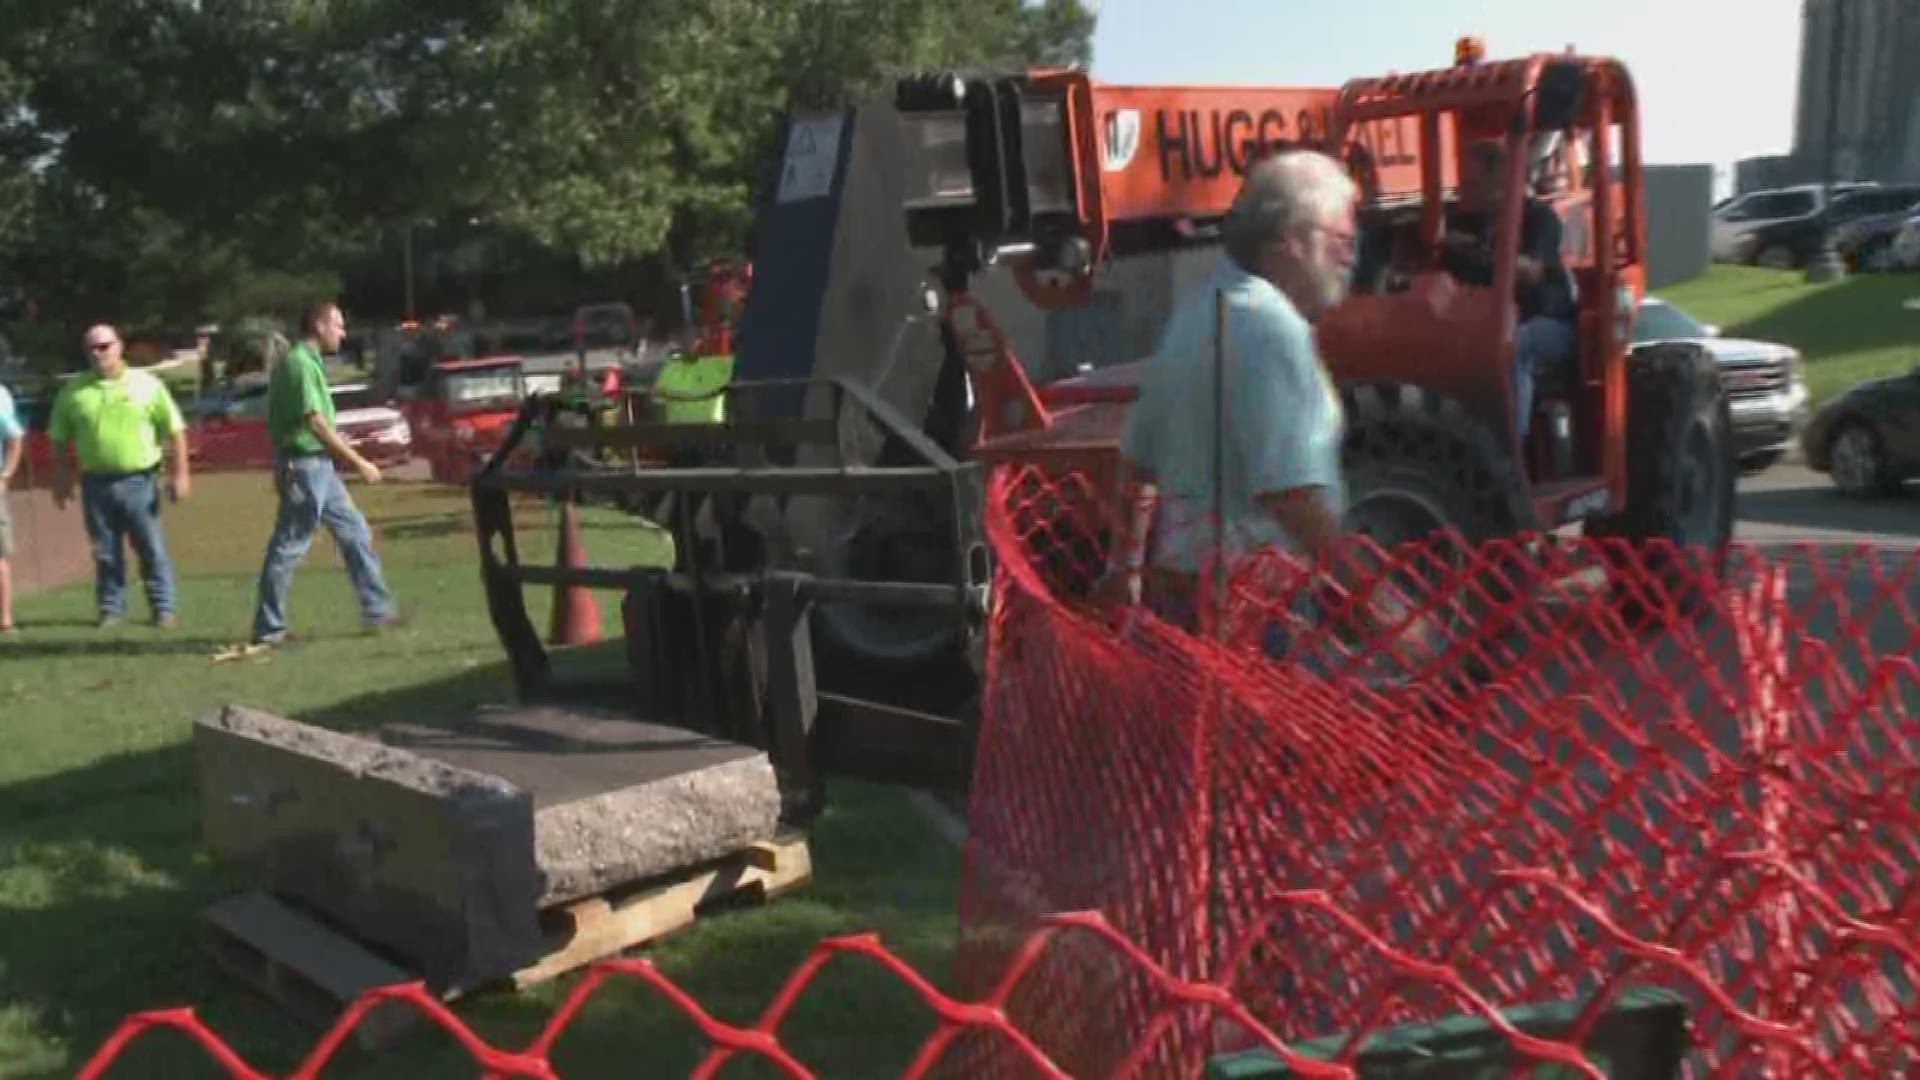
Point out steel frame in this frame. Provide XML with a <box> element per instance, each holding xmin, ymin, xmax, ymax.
<box><xmin>469</xmin><ymin>375</ymin><xmax>989</xmax><ymax>817</ymax></box>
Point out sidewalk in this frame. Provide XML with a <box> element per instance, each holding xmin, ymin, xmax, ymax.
<box><xmin>5</xmin><ymin>486</ymin><xmax>92</xmax><ymax>596</ymax></box>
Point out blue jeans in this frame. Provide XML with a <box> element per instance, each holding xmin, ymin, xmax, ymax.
<box><xmin>1515</xmin><ymin>316</ymin><xmax>1578</xmax><ymax>439</ymax></box>
<box><xmin>1144</xmin><ymin>574</ymin><xmax>1322</xmax><ymax>664</ymax></box>
<box><xmin>251</xmin><ymin>455</ymin><xmax>396</xmax><ymax>642</ymax></box>
<box><xmin>80</xmin><ymin>471</ymin><xmax>177</xmax><ymax>619</ymax></box>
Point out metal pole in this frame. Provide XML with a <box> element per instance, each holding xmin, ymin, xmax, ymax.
<box><xmin>403</xmin><ymin>224</ymin><xmax>417</xmax><ymax>321</ymax></box>
<box><xmin>1212</xmin><ymin>288</ymin><xmax>1227</xmax><ymax>638</ymax></box>
<box><xmin>1826</xmin><ymin>0</ymin><xmax>1843</xmax><ymax>190</ymax></box>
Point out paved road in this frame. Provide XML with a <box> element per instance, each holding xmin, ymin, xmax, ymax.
<box><xmin>1733</xmin><ymin>461</ymin><xmax>1920</xmax><ymax>549</ymax></box>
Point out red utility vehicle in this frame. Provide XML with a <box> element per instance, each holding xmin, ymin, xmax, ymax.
<box><xmin>397</xmin><ymin>356</ymin><xmax>531</xmax><ymax>485</ymax></box>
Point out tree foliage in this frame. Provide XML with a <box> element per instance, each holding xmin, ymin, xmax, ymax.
<box><xmin>0</xmin><ymin>0</ymin><xmax>1098</xmax><ymax>344</ymax></box>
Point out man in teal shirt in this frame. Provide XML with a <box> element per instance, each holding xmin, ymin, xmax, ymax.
<box><xmin>249</xmin><ymin>303</ymin><xmax>399</xmax><ymax>645</ymax></box>
<box><xmin>0</xmin><ymin>380</ymin><xmax>23</xmax><ymax>633</ymax></box>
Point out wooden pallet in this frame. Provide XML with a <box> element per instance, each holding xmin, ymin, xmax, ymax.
<box><xmin>199</xmin><ymin>892</ymin><xmax>423</xmax><ymax>1051</ymax></box>
<box><xmin>198</xmin><ymin>831</ymin><xmax>813</xmax><ymax>1047</ymax></box>
<box><xmin>510</xmin><ymin>830</ymin><xmax>814</xmax><ymax>990</ymax></box>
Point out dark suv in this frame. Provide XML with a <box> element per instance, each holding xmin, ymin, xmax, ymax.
<box><xmin>1737</xmin><ymin>184</ymin><xmax>1920</xmax><ymax>270</ymax></box>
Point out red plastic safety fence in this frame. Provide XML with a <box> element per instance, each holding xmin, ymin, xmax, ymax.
<box><xmin>74</xmin><ymin>909</ymin><xmax>1573</xmax><ymax>1080</ymax></box>
<box><xmin>949</xmin><ymin>463</ymin><xmax>1920</xmax><ymax>1078</ymax></box>
<box><xmin>64</xmin><ymin>460</ymin><xmax>1920</xmax><ymax>1078</ymax></box>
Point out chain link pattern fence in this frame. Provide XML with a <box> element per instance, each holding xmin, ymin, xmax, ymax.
<box><xmin>56</xmin><ymin>459</ymin><xmax>1920</xmax><ymax>1078</ymax></box>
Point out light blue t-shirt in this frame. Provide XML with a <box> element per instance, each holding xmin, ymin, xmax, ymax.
<box><xmin>1119</xmin><ymin>254</ymin><xmax>1345</xmax><ymax>574</ymax></box>
<box><xmin>0</xmin><ymin>384</ymin><xmax>22</xmax><ymax>446</ymax></box>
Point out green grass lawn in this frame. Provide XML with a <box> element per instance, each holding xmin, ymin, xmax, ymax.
<box><xmin>1654</xmin><ymin>265</ymin><xmax>1920</xmax><ymax>407</ymax></box>
<box><xmin>1</xmin><ymin>473</ymin><xmax>965</xmax><ymax>1079</ymax></box>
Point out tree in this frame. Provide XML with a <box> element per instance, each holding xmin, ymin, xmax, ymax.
<box><xmin>446</xmin><ymin>0</ymin><xmax>1099</xmax><ymax>270</ymax></box>
<box><xmin>0</xmin><ymin>0</ymin><xmax>1099</xmax><ymax>331</ymax></box>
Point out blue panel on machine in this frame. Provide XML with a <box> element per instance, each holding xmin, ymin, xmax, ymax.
<box><xmin>734</xmin><ymin>111</ymin><xmax>854</xmax><ymax>420</ymax></box>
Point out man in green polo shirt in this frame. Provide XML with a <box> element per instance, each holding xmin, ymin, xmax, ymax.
<box><xmin>249</xmin><ymin>302</ymin><xmax>399</xmax><ymax>646</ymax></box>
<box><xmin>49</xmin><ymin>323</ymin><xmax>192</xmax><ymax>629</ymax></box>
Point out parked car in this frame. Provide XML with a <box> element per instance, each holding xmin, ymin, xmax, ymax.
<box><xmin>1732</xmin><ymin>184</ymin><xmax>1920</xmax><ymax>270</ymax></box>
<box><xmin>1835</xmin><ymin>202</ymin><xmax>1920</xmax><ymax>271</ymax></box>
<box><xmin>1892</xmin><ymin>213</ymin><xmax>1920</xmax><ymax>271</ymax></box>
<box><xmin>1801</xmin><ymin>364</ymin><xmax>1920</xmax><ymax>497</ymax></box>
<box><xmin>1711</xmin><ymin>183</ymin><xmax>1875</xmax><ymax>263</ymax></box>
<box><xmin>191</xmin><ymin>380</ymin><xmax>413</xmax><ymax>472</ymax></box>
<box><xmin>1631</xmin><ymin>297</ymin><xmax>1808</xmax><ymax>475</ymax></box>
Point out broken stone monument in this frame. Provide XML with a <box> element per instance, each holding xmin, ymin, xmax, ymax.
<box><xmin>194</xmin><ymin>701</ymin><xmax>785</xmax><ymax>993</ymax></box>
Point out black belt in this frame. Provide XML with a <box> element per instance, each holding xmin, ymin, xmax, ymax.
<box><xmin>82</xmin><ymin>466</ymin><xmax>160</xmax><ymax>481</ymax></box>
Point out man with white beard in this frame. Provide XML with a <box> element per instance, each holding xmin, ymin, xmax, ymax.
<box><xmin>1096</xmin><ymin>149</ymin><xmax>1387</xmax><ymax>647</ymax></box>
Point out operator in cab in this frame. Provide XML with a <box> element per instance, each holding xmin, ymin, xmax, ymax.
<box><xmin>1440</xmin><ymin>138</ymin><xmax>1578</xmax><ymax>441</ymax></box>
<box><xmin>1095</xmin><ymin>150</ymin><xmax>1420</xmax><ymax>653</ymax></box>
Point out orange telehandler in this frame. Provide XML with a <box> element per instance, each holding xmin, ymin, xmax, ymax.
<box><xmin>471</xmin><ymin>41</ymin><xmax>1735</xmax><ymax>796</ymax></box>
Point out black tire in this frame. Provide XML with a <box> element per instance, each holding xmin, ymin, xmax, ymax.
<box><xmin>1826</xmin><ymin>419</ymin><xmax>1901</xmax><ymax>498</ymax></box>
<box><xmin>1340</xmin><ymin>381</ymin><xmax>1531</xmax><ymax>548</ymax></box>
<box><xmin>809</xmin><ymin>492</ymin><xmax>986</xmax><ymax>714</ymax></box>
<box><xmin>1337</xmin><ymin>382</ymin><xmax>1531</xmax><ymax>666</ymax></box>
<box><xmin>807</xmin><ymin>348</ymin><xmax>989</xmax><ymax>717</ymax></box>
<box><xmin>1586</xmin><ymin>343</ymin><xmax>1736</xmax><ymax>620</ymax></box>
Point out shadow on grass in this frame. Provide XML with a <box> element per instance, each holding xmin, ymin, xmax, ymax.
<box><xmin>1727</xmin><ymin>272</ymin><xmax>1920</xmax><ymax>361</ymax></box>
<box><xmin>5</xmin><ymin>653</ymin><xmax>964</xmax><ymax>1080</ymax></box>
<box><xmin>376</xmin><ymin>514</ymin><xmax>475</xmax><ymax>542</ymax></box>
<box><xmin>0</xmin><ymin>634</ymin><xmax>235</xmax><ymax>660</ymax></box>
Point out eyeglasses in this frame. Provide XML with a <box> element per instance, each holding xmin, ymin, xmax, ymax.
<box><xmin>1303</xmin><ymin>222</ymin><xmax>1357</xmax><ymax>251</ymax></box>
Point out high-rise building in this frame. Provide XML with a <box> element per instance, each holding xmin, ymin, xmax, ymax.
<box><xmin>1794</xmin><ymin>0</ymin><xmax>1920</xmax><ymax>183</ymax></box>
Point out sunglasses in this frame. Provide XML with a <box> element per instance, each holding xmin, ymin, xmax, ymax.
<box><xmin>88</xmin><ymin>340</ymin><xmax>119</xmax><ymax>352</ymax></box>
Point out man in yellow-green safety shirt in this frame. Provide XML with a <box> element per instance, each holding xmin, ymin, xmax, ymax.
<box><xmin>653</xmin><ymin>348</ymin><xmax>733</xmax><ymax>425</ymax></box>
<box><xmin>49</xmin><ymin>323</ymin><xmax>192</xmax><ymax>629</ymax></box>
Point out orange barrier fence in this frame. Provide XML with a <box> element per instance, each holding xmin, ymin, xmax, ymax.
<box><xmin>65</xmin><ymin>460</ymin><xmax>1920</xmax><ymax>1077</ymax></box>
<box><xmin>951</xmin><ymin>464</ymin><xmax>1920</xmax><ymax>1077</ymax></box>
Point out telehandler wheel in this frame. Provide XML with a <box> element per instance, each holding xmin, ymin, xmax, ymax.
<box><xmin>810</xmin><ymin>493</ymin><xmax>985</xmax><ymax>714</ymax></box>
<box><xmin>1585</xmin><ymin>342</ymin><xmax>1736</xmax><ymax>622</ymax></box>
<box><xmin>1337</xmin><ymin>382</ymin><xmax>1531</xmax><ymax>659</ymax></box>
<box><xmin>1340</xmin><ymin>381</ymin><xmax>1530</xmax><ymax>550</ymax></box>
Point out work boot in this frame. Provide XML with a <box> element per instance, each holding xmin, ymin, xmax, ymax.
<box><xmin>154</xmin><ymin>613</ymin><xmax>181</xmax><ymax>630</ymax></box>
<box><xmin>367</xmin><ymin>604</ymin><xmax>412</xmax><ymax>634</ymax></box>
<box><xmin>98</xmin><ymin>613</ymin><xmax>124</xmax><ymax>629</ymax></box>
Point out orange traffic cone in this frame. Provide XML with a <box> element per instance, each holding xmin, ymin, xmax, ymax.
<box><xmin>550</xmin><ymin>500</ymin><xmax>603</xmax><ymax>646</ymax></box>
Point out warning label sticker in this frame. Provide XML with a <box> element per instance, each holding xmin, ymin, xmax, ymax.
<box><xmin>777</xmin><ymin>116</ymin><xmax>843</xmax><ymax>204</ymax></box>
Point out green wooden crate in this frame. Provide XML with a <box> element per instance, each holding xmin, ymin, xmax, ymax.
<box><xmin>1204</xmin><ymin>986</ymin><xmax>1689</xmax><ymax>1079</ymax></box>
